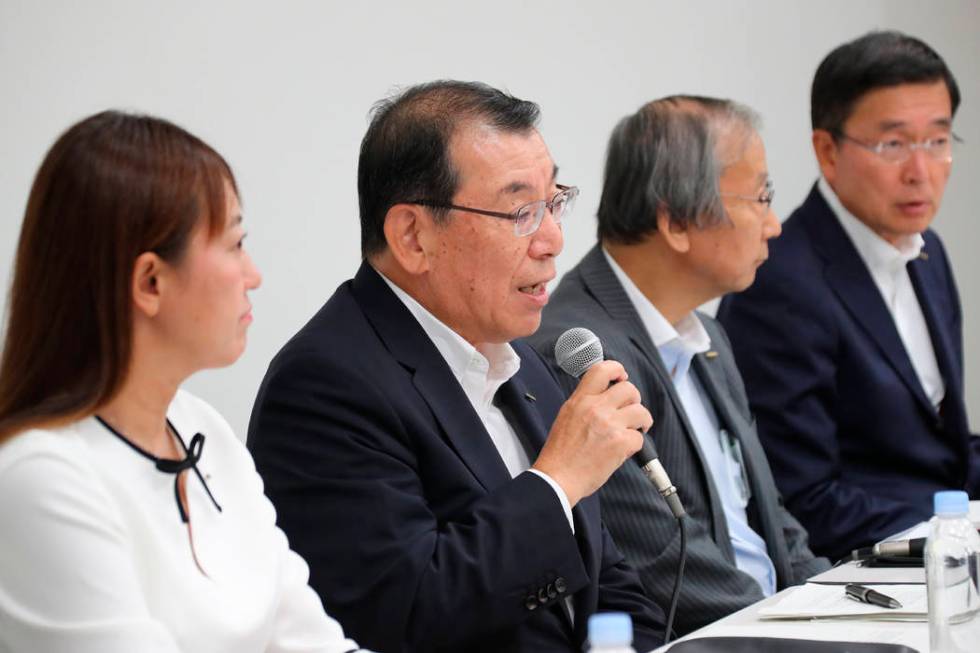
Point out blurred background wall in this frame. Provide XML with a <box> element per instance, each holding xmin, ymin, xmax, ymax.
<box><xmin>1</xmin><ymin>0</ymin><xmax>976</xmax><ymax>438</ymax></box>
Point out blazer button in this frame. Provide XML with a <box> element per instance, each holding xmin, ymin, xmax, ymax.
<box><xmin>547</xmin><ymin>583</ymin><xmax>557</xmax><ymax>599</ymax></box>
<box><xmin>525</xmin><ymin>594</ymin><xmax>538</xmax><ymax>611</ymax></box>
<box><xmin>537</xmin><ymin>587</ymin><xmax>549</xmax><ymax>604</ymax></box>
<box><xmin>555</xmin><ymin>577</ymin><xmax>567</xmax><ymax>593</ymax></box>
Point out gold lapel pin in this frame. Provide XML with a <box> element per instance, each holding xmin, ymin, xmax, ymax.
<box><xmin>705</xmin><ymin>351</ymin><xmax>719</xmax><ymax>359</ymax></box>
<box><xmin>919</xmin><ymin>252</ymin><xmax>929</xmax><ymax>261</ymax></box>
<box><xmin>524</xmin><ymin>392</ymin><xmax>536</xmax><ymax>402</ymax></box>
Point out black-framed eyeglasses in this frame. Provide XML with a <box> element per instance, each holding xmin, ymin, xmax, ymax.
<box><xmin>408</xmin><ymin>184</ymin><xmax>579</xmax><ymax>236</ymax></box>
<box><xmin>834</xmin><ymin>131</ymin><xmax>962</xmax><ymax>164</ymax></box>
<box><xmin>720</xmin><ymin>178</ymin><xmax>775</xmax><ymax>210</ymax></box>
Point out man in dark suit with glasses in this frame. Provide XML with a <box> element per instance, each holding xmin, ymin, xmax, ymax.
<box><xmin>248</xmin><ymin>80</ymin><xmax>666</xmax><ymax>653</ymax></box>
<box><xmin>719</xmin><ymin>31</ymin><xmax>978</xmax><ymax>561</ymax></box>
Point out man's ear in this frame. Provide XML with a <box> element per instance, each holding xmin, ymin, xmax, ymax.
<box><xmin>812</xmin><ymin>129</ymin><xmax>839</xmax><ymax>184</ymax></box>
<box><xmin>656</xmin><ymin>207</ymin><xmax>691</xmax><ymax>254</ymax></box>
<box><xmin>382</xmin><ymin>203</ymin><xmax>434</xmax><ymax>275</ymax></box>
<box><xmin>132</xmin><ymin>251</ymin><xmax>165</xmax><ymax>318</ymax></box>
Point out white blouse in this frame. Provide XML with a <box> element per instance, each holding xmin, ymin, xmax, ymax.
<box><xmin>0</xmin><ymin>390</ymin><xmax>364</xmax><ymax>653</ymax></box>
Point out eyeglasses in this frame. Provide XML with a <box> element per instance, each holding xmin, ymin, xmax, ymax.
<box><xmin>408</xmin><ymin>184</ymin><xmax>579</xmax><ymax>237</ymax></box>
<box><xmin>834</xmin><ymin>131</ymin><xmax>961</xmax><ymax>164</ymax></box>
<box><xmin>720</xmin><ymin>178</ymin><xmax>775</xmax><ymax>210</ymax></box>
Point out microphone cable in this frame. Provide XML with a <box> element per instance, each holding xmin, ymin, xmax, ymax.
<box><xmin>663</xmin><ymin>514</ymin><xmax>687</xmax><ymax>644</ymax></box>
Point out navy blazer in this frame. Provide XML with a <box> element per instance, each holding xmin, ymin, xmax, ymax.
<box><xmin>247</xmin><ymin>263</ymin><xmax>666</xmax><ymax>653</ymax></box>
<box><xmin>718</xmin><ymin>183</ymin><xmax>979</xmax><ymax>561</ymax></box>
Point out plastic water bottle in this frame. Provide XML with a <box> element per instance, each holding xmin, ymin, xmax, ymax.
<box><xmin>587</xmin><ymin>612</ymin><xmax>636</xmax><ymax>653</ymax></box>
<box><xmin>925</xmin><ymin>490</ymin><xmax>980</xmax><ymax>653</ymax></box>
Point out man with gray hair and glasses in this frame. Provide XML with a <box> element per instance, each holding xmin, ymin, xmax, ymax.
<box><xmin>719</xmin><ymin>31</ymin><xmax>978</xmax><ymax>562</ymax></box>
<box><xmin>530</xmin><ymin>95</ymin><xmax>829</xmax><ymax>637</ymax></box>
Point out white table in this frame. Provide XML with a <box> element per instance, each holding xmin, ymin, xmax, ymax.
<box><xmin>651</xmin><ymin>501</ymin><xmax>980</xmax><ymax>652</ymax></box>
<box><xmin>653</xmin><ymin>578</ymin><xmax>927</xmax><ymax>651</ymax></box>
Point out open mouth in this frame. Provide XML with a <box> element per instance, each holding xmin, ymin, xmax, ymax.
<box><xmin>519</xmin><ymin>282</ymin><xmax>546</xmax><ymax>296</ymax></box>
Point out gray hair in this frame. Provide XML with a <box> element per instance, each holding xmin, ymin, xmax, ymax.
<box><xmin>597</xmin><ymin>95</ymin><xmax>761</xmax><ymax>244</ymax></box>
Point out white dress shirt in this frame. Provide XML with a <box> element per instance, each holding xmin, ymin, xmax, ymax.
<box><xmin>818</xmin><ymin>178</ymin><xmax>945</xmax><ymax>407</ymax></box>
<box><xmin>604</xmin><ymin>249</ymin><xmax>777</xmax><ymax>596</ymax></box>
<box><xmin>0</xmin><ymin>390</ymin><xmax>364</xmax><ymax>653</ymax></box>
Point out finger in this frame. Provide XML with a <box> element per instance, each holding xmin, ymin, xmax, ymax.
<box><xmin>593</xmin><ymin>379</ymin><xmax>643</xmax><ymax>410</ymax></box>
<box><xmin>574</xmin><ymin>360</ymin><xmax>627</xmax><ymax>396</ymax></box>
<box><xmin>616</xmin><ymin>403</ymin><xmax>654</xmax><ymax>434</ymax></box>
<box><xmin>614</xmin><ymin>426</ymin><xmax>645</xmax><ymax>457</ymax></box>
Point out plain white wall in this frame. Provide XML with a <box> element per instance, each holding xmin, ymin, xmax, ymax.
<box><xmin>1</xmin><ymin>0</ymin><xmax>977</xmax><ymax>439</ymax></box>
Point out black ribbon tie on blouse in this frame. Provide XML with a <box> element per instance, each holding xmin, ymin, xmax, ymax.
<box><xmin>96</xmin><ymin>416</ymin><xmax>223</xmax><ymax>523</ymax></box>
<box><xmin>154</xmin><ymin>432</ymin><xmax>223</xmax><ymax>523</ymax></box>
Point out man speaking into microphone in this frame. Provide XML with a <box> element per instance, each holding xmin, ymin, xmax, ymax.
<box><xmin>247</xmin><ymin>80</ymin><xmax>666</xmax><ymax>653</ymax></box>
<box><xmin>530</xmin><ymin>95</ymin><xmax>829</xmax><ymax>636</ymax></box>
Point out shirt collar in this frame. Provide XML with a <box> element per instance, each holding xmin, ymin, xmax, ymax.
<box><xmin>602</xmin><ymin>248</ymin><xmax>710</xmax><ymax>378</ymax></box>
<box><xmin>817</xmin><ymin>177</ymin><xmax>924</xmax><ymax>275</ymax></box>
<box><xmin>375</xmin><ymin>267</ymin><xmax>521</xmax><ymax>408</ymax></box>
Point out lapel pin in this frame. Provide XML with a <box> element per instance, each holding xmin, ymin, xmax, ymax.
<box><xmin>919</xmin><ymin>252</ymin><xmax>929</xmax><ymax>261</ymax></box>
<box><xmin>705</xmin><ymin>351</ymin><xmax>719</xmax><ymax>359</ymax></box>
<box><xmin>524</xmin><ymin>392</ymin><xmax>537</xmax><ymax>402</ymax></box>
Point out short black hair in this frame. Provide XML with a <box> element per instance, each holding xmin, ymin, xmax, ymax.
<box><xmin>811</xmin><ymin>30</ymin><xmax>960</xmax><ymax>134</ymax></box>
<box><xmin>357</xmin><ymin>80</ymin><xmax>540</xmax><ymax>258</ymax></box>
<box><xmin>597</xmin><ymin>95</ymin><xmax>759</xmax><ymax>245</ymax></box>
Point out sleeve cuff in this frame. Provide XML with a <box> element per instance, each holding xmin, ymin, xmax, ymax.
<box><xmin>527</xmin><ymin>469</ymin><xmax>575</xmax><ymax>534</ymax></box>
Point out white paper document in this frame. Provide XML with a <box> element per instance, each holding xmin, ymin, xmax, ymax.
<box><xmin>758</xmin><ymin>583</ymin><xmax>927</xmax><ymax>622</ymax></box>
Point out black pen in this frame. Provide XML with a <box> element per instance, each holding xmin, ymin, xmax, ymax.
<box><xmin>845</xmin><ymin>583</ymin><xmax>902</xmax><ymax>609</ymax></box>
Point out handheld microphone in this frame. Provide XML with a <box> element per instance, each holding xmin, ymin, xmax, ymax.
<box><xmin>872</xmin><ymin>537</ymin><xmax>926</xmax><ymax>558</ymax></box>
<box><xmin>554</xmin><ymin>327</ymin><xmax>686</xmax><ymax>518</ymax></box>
<box><xmin>871</xmin><ymin>530</ymin><xmax>980</xmax><ymax>558</ymax></box>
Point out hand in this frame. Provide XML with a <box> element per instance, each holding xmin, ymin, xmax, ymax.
<box><xmin>532</xmin><ymin>360</ymin><xmax>652</xmax><ymax>506</ymax></box>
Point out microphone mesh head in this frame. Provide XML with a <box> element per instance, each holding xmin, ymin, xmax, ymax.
<box><xmin>554</xmin><ymin>327</ymin><xmax>603</xmax><ymax>378</ymax></box>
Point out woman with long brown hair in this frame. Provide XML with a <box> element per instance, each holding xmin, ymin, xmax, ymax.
<box><xmin>0</xmin><ymin>111</ymin><xmax>365</xmax><ymax>652</ymax></box>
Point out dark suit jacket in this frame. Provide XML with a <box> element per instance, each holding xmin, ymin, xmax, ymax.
<box><xmin>528</xmin><ymin>246</ymin><xmax>829</xmax><ymax>635</ymax></box>
<box><xmin>718</xmin><ymin>183</ymin><xmax>980</xmax><ymax>561</ymax></box>
<box><xmin>247</xmin><ymin>263</ymin><xmax>666</xmax><ymax>653</ymax></box>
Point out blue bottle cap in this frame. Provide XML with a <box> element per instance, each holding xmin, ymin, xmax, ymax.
<box><xmin>588</xmin><ymin>612</ymin><xmax>632</xmax><ymax>647</ymax></box>
<box><xmin>934</xmin><ymin>490</ymin><xmax>969</xmax><ymax>515</ymax></box>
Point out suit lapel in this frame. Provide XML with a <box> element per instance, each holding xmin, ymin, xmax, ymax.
<box><xmin>908</xmin><ymin>255</ymin><xmax>961</xmax><ymax>393</ymax></box>
<box><xmin>494</xmin><ymin>374</ymin><xmax>550</xmax><ymax>455</ymax></box>
<box><xmin>576</xmin><ymin>247</ymin><xmax>730</xmax><ymax>547</ymax></box>
<box><xmin>351</xmin><ymin>263</ymin><xmax>512</xmax><ymax>492</ymax></box>
<box><xmin>692</xmin><ymin>352</ymin><xmax>795</xmax><ymax>587</ymax></box>
<box><xmin>906</xmin><ymin>255</ymin><xmax>974</xmax><ymax>446</ymax></box>
<box><xmin>802</xmin><ymin>186</ymin><xmax>936</xmax><ymax>417</ymax></box>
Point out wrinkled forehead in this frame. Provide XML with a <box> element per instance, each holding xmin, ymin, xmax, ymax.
<box><xmin>448</xmin><ymin>122</ymin><xmax>557</xmax><ymax>195</ymax></box>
